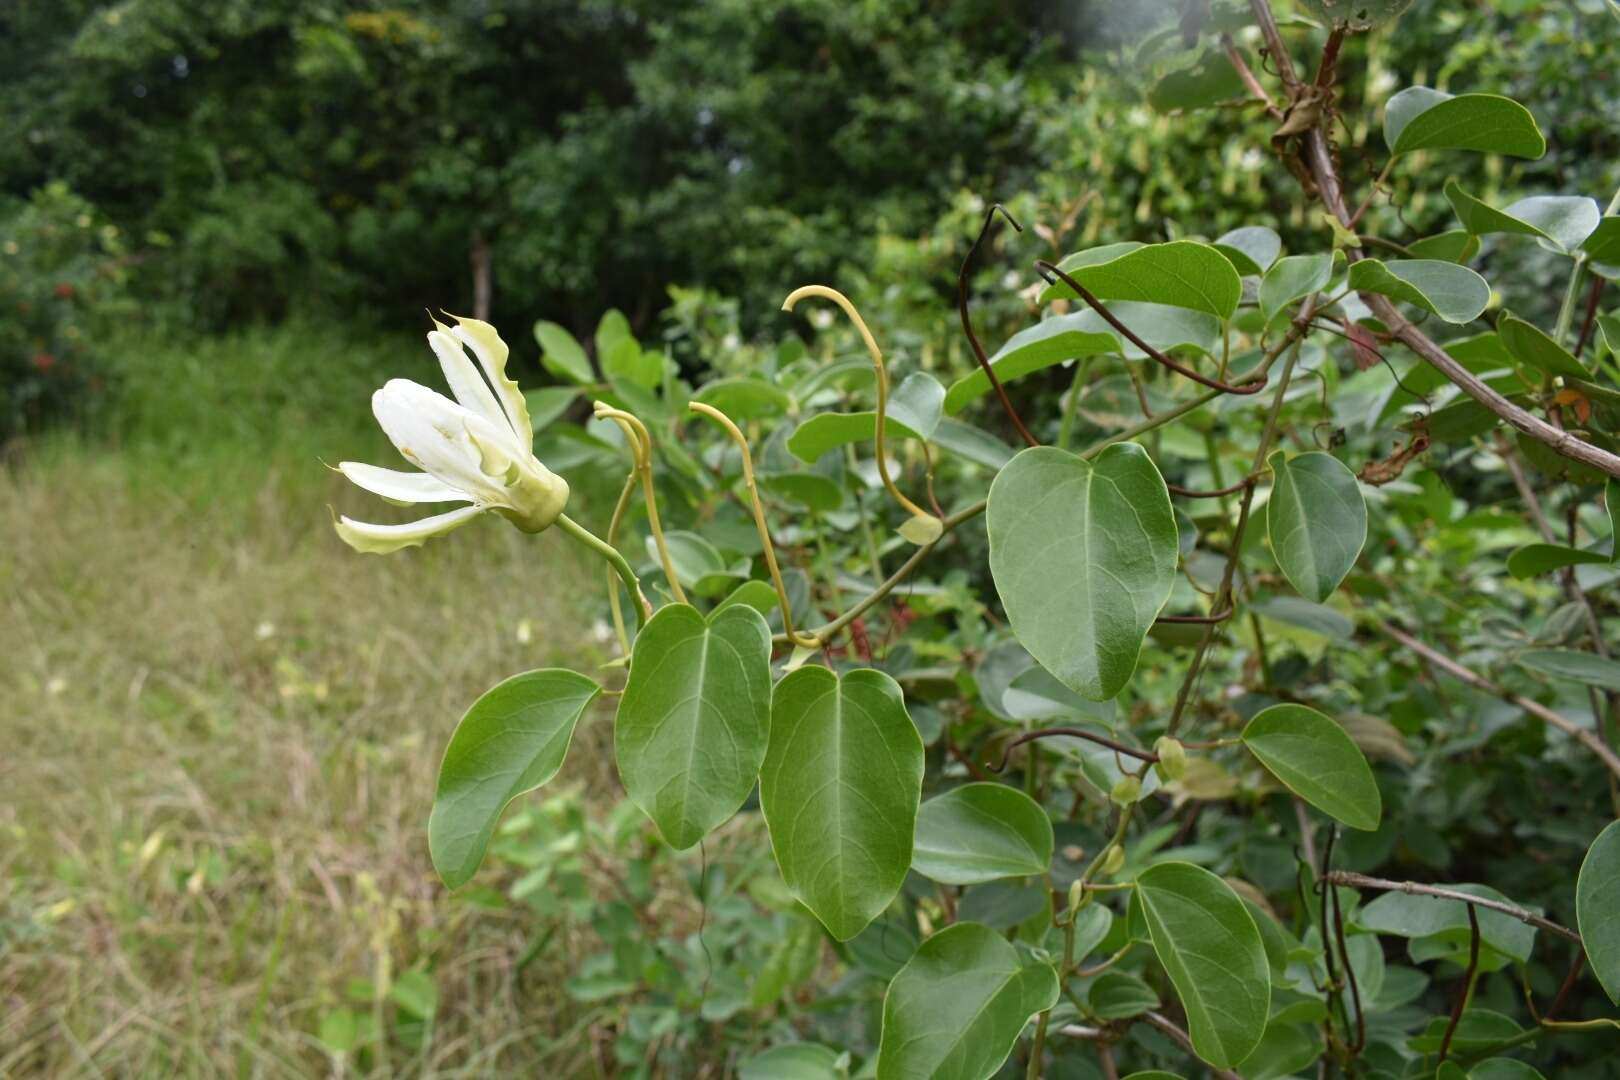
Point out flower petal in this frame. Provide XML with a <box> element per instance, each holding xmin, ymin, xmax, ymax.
<box><xmin>371</xmin><ymin>379</ymin><xmax>511</xmax><ymax>500</ymax></box>
<box><xmin>426</xmin><ymin>316</ymin><xmax>509</xmax><ymax>433</ymax></box>
<box><xmin>449</xmin><ymin>315</ymin><xmax>531</xmax><ymax>449</ymax></box>
<box><xmin>333</xmin><ymin>505</ymin><xmax>486</xmax><ymax>554</ymax></box>
<box><xmin>337</xmin><ymin>461</ymin><xmax>470</xmax><ymax>505</ymax></box>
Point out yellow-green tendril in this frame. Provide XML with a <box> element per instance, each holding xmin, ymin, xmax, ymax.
<box><xmin>688</xmin><ymin>401</ymin><xmax>822</xmax><ymax>649</ymax></box>
<box><xmin>594</xmin><ymin>402</ymin><xmax>687</xmax><ymax>605</ymax></box>
<box><xmin>781</xmin><ymin>284</ymin><xmax>941</xmax><ymax>542</ymax></box>
<box><xmin>602</xmin><ymin>470</ymin><xmax>638</xmax><ymax>653</ymax></box>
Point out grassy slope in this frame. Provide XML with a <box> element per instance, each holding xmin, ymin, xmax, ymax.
<box><xmin>0</xmin><ymin>322</ymin><xmax>632</xmax><ymax>1075</ymax></box>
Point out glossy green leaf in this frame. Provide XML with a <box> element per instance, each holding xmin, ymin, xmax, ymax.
<box><xmin>1576</xmin><ymin>820</ymin><xmax>1620</xmax><ymax>1004</ymax></box>
<box><xmin>738</xmin><ymin>1043</ymin><xmax>842</xmax><ymax>1080</ymax></box>
<box><xmin>429</xmin><ymin>669</ymin><xmax>602</xmax><ymax>888</ymax></box>
<box><xmin>1135</xmin><ymin>862</ymin><xmax>1270</xmax><ymax>1068</ymax></box>
<box><xmin>533</xmin><ymin>319</ymin><xmax>593</xmax><ymax>385</ymax></box>
<box><xmin>944</xmin><ymin>305</ymin><xmax>1218</xmax><ymax>415</ymax></box>
<box><xmin>1498</xmin><ymin>315</ymin><xmax>1588</xmax><ymax>379</ymax></box>
<box><xmin>1384</xmin><ymin>87</ymin><xmax>1546</xmax><ymax>158</ymax></box>
<box><xmin>1348</xmin><ymin>258</ymin><xmax>1491</xmax><ymax>324</ymax></box>
<box><xmin>876</xmin><ymin>922</ymin><xmax>1060</xmax><ymax>1080</ymax></box>
<box><xmin>715</xmin><ymin>578</ymin><xmax>780</xmax><ymax>616</ymax></box>
<box><xmin>786</xmin><ymin>411</ymin><xmax>927</xmax><ymax>463</ymax></box>
<box><xmin>760</xmin><ymin>666</ymin><xmax>924</xmax><ymax>941</ymax></box>
<box><xmin>692</xmin><ymin>376</ymin><xmax>792</xmax><ymax>420</ymax></box>
<box><xmin>653</xmin><ymin>530</ymin><xmax>750</xmax><ymax>597</ymax></box>
<box><xmin>931</xmin><ymin>417</ymin><xmax>1017</xmax><ymax>469</ymax></box>
<box><xmin>1241</xmin><ymin>704</ymin><xmax>1382</xmax><ymax>830</ymax></box>
<box><xmin>1585</xmin><ymin>217</ymin><xmax>1620</xmax><ymax>263</ymax></box>
<box><xmin>1407</xmin><ymin>229</ymin><xmax>1481</xmax><ymax>263</ymax></box>
<box><xmin>1505</xmin><ymin>543</ymin><xmax>1609</xmax><ymax>579</ymax></box>
<box><xmin>1037</xmin><ymin>241</ymin><xmax>1243</xmax><ymax>318</ymax></box>
<box><xmin>1213</xmin><ymin>226</ymin><xmax>1281</xmax><ymax>276</ymax></box>
<box><xmin>1470</xmin><ymin>1060</ymin><xmax>1546</xmax><ymax>1080</ymax></box>
<box><xmin>1409</xmin><ymin>1010</ymin><xmax>1527</xmax><ymax>1054</ymax></box>
<box><xmin>1517</xmin><ymin>648</ymin><xmax>1620</xmax><ymax>692</ymax></box>
<box><xmin>602</xmin><ymin>336</ymin><xmax>664</xmax><ymax>391</ymax></box>
<box><xmin>1087</xmin><ymin>970</ymin><xmax>1159</xmax><ymax>1019</ymax></box>
<box><xmin>1356</xmin><ymin>884</ymin><xmax>1537</xmax><ymax>963</ymax></box>
<box><xmin>911</xmin><ymin>783</ymin><xmax>1054</xmax><ymax>885</ymax></box>
<box><xmin>524</xmin><ymin>386</ymin><xmax>578</xmax><ymax>433</ymax></box>
<box><xmin>614</xmin><ymin>604</ymin><xmax>773</xmax><ymax>850</ymax></box>
<box><xmin>887</xmin><ymin>371</ymin><xmax>946</xmax><ymax>439</ymax></box>
<box><xmin>1260</xmin><ymin>253</ymin><xmax>1334</xmax><ymax>322</ymax></box>
<box><xmin>988</xmin><ymin>443</ymin><xmax>1178</xmax><ymax>700</ymax></box>
<box><xmin>1148</xmin><ymin>47</ymin><xmax>1247</xmax><ymax>113</ymax></box>
<box><xmin>1444</xmin><ymin>181</ymin><xmax>1601</xmax><ymax>254</ymax></box>
<box><xmin>1267</xmin><ymin>450</ymin><xmax>1367</xmax><ymax>602</ymax></box>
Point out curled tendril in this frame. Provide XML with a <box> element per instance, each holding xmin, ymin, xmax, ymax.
<box><xmin>958</xmin><ymin>203</ymin><xmax>1038</xmax><ymax>447</ymax></box>
<box><xmin>594</xmin><ymin>401</ymin><xmax>687</xmax><ymax>606</ymax></box>
<box><xmin>1033</xmin><ymin>260</ymin><xmax>1268</xmax><ymax>396</ymax></box>
<box><xmin>687</xmin><ymin>401</ymin><xmax>822</xmax><ymax>650</ymax></box>
<box><xmin>782</xmin><ymin>284</ymin><xmax>941</xmax><ymax>542</ymax></box>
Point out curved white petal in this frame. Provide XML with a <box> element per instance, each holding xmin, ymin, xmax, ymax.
<box><xmin>337</xmin><ymin>461</ymin><xmax>470</xmax><ymax>505</ymax></box>
<box><xmin>426</xmin><ymin>318</ymin><xmax>508</xmax><ymax>434</ymax></box>
<box><xmin>449</xmin><ymin>315</ymin><xmax>531</xmax><ymax>449</ymax></box>
<box><xmin>334</xmin><ymin>505</ymin><xmax>486</xmax><ymax>554</ymax></box>
<box><xmin>371</xmin><ymin>379</ymin><xmax>511</xmax><ymax>499</ymax></box>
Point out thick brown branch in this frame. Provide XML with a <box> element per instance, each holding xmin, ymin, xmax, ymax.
<box><xmin>1373</xmin><ymin>619</ymin><xmax>1620</xmax><ymax>779</ymax></box>
<box><xmin>1322</xmin><ymin>872</ymin><xmax>1582</xmax><ymax>944</ymax></box>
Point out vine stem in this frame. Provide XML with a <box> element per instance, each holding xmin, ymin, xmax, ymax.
<box><xmin>1372</xmin><ymin>619</ymin><xmax>1620</xmax><ymax>780</ymax></box>
<box><xmin>1322</xmin><ymin>872</ymin><xmax>1581</xmax><ymax>943</ymax></box>
<box><xmin>602</xmin><ymin>472</ymin><xmax>638</xmax><ymax>653</ymax></box>
<box><xmin>688</xmin><ymin>402</ymin><xmax>822</xmax><ymax>649</ymax></box>
<box><xmin>595</xmin><ymin>403</ymin><xmax>687</xmax><ymax>605</ymax></box>
<box><xmin>556</xmin><ymin>513</ymin><xmax>650</xmax><ymax>629</ymax></box>
<box><xmin>783</xmin><ymin>284</ymin><xmax>940</xmax><ymax>534</ymax></box>
<box><xmin>960</xmin><ymin>204</ymin><xmax>1039</xmax><ymax>447</ymax></box>
<box><xmin>1166</xmin><ymin>301</ymin><xmax>1318</xmax><ymax>737</ymax></box>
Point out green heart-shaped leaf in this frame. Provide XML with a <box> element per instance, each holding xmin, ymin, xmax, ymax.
<box><xmin>1348</xmin><ymin>258</ymin><xmax>1491</xmax><ymax>324</ymax></box>
<box><xmin>945</xmin><ymin>305</ymin><xmax>1219</xmax><ymax>415</ymax></box>
<box><xmin>1445</xmin><ymin>181</ymin><xmax>1601</xmax><ymax>254</ymax></box>
<box><xmin>1241</xmin><ymin>704</ymin><xmax>1382</xmax><ymax>830</ymax></box>
<box><xmin>1037</xmin><ymin>241</ymin><xmax>1243</xmax><ymax>319</ymax></box>
<box><xmin>1136</xmin><ymin>862</ymin><xmax>1270</xmax><ymax>1068</ymax></box>
<box><xmin>1213</xmin><ymin>225</ymin><xmax>1282</xmax><ymax>276</ymax></box>
<box><xmin>1384</xmin><ymin>87</ymin><xmax>1545</xmax><ymax>158</ymax></box>
<box><xmin>988</xmin><ymin>443</ymin><xmax>1178</xmax><ymax>700</ymax></box>
<box><xmin>1267</xmin><ymin>450</ymin><xmax>1367</xmax><ymax>603</ymax></box>
<box><xmin>876</xmin><ymin>922</ymin><xmax>1060</xmax><ymax>1080</ymax></box>
<box><xmin>614</xmin><ymin>603</ymin><xmax>773</xmax><ymax>849</ymax></box>
<box><xmin>1577</xmin><ymin>820</ymin><xmax>1620</xmax><ymax>1004</ymax></box>
<box><xmin>911</xmin><ymin>782</ymin><xmax>1054</xmax><ymax>885</ymax></box>
<box><xmin>1260</xmin><ymin>252</ymin><xmax>1335</xmax><ymax>322</ymax></box>
<box><xmin>760</xmin><ymin>666</ymin><xmax>924</xmax><ymax>941</ymax></box>
<box><xmin>429</xmin><ymin>669</ymin><xmax>602</xmax><ymax>888</ymax></box>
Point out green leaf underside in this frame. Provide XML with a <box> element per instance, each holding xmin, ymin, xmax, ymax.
<box><xmin>760</xmin><ymin>666</ymin><xmax>924</xmax><ymax>941</ymax></box>
<box><xmin>534</xmin><ymin>319</ymin><xmax>593</xmax><ymax>385</ymax></box>
<box><xmin>1135</xmin><ymin>862</ymin><xmax>1270</xmax><ymax>1068</ymax></box>
<box><xmin>1213</xmin><ymin>225</ymin><xmax>1282</xmax><ymax>276</ymax></box>
<box><xmin>1356</xmin><ymin>884</ymin><xmax>1537</xmax><ymax>963</ymax></box>
<box><xmin>911</xmin><ymin>783</ymin><xmax>1055</xmax><ymax>885</ymax></box>
<box><xmin>1576</xmin><ymin>820</ymin><xmax>1620</xmax><ymax>1004</ymax></box>
<box><xmin>876</xmin><ymin>921</ymin><xmax>1059</xmax><ymax>1080</ymax></box>
<box><xmin>945</xmin><ymin>304</ymin><xmax>1220</xmax><ymax>415</ymax></box>
<box><xmin>1517</xmin><ymin>649</ymin><xmax>1620</xmax><ymax>692</ymax></box>
<box><xmin>429</xmin><ymin>669</ymin><xmax>602</xmax><ymax>889</ymax></box>
<box><xmin>1384</xmin><ymin>87</ymin><xmax>1546</xmax><ymax>158</ymax></box>
<box><xmin>1241</xmin><ymin>704</ymin><xmax>1382</xmax><ymax>830</ymax></box>
<box><xmin>1505</xmin><ymin>543</ymin><xmax>1609</xmax><ymax>579</ymax></box>
<box><xmin>1038</xmin><ymin>241</ymin><xmax>1243</xmax><ymax>318</ymax></box>
<box><xmin>1585</xmin><ymin>217</ymin><xmax>1620</xmax><ymax>263</ymax></box>
<box><xmin>988</xmin><ymin>443</ymin><xmax>1178</xmax><ymax>700</ymax></box>
<box><xmin>1444</xmin><ymin>181</ymin><xmax>1600</xmax><ymax>253</ymax></box>
<box><xmin>1260</xmin><ymin>253</ymin><xmax>1334</xmax><ymax>322</ymax></box>
<box><xmin>1267</xmin><ymin>451</ymin><xmax>1368</xmax><ymax>603</ymax></box>
<box><xmin>1348</xmin><ymin>258</ymin><xmax>1491</xmax><ymax>324</ymax></box>
<box><xmin>1498</xmin><ymin>315</ymin><xmax>1587</xmax><ymax>379</ymax></box>
<box><xmin>614</xmin><ymin>604</ymin><xmax>773</xmax><ymax>850</ymax></box>
<box><xmin>738</xmin><ymin>1043</ymin><xmax>842</xmax><ymax>1080</ymax></box>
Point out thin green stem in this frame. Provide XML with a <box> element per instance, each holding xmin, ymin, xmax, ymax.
<box><xmin>603</xmin><ymin>473</ymin><xmax>638</xmax><ymax>653</ymax></box>
<box><xmin>1554</xmin><ymin>257</ymin><xmax>1588</xmax><ymax>347</ymax></box>
<box><xmin>596</xmin><ymin>404</ymin><xmax>687</xmax><ymax>605</ymax></box>
<box><xmin>1057</xmin><ymin>358</ymin><xmax>1091</xmax><ymax>450</ymax></box>
<box><xmin>557</xmin><ymin>513</ymin><xmax>649</xmax><ymax>630</ymax></box>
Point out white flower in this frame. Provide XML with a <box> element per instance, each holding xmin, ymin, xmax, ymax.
<box><xmin>334</xmin><ymin>314</ymin><xmax>569</xmax><ymax>554</ymax></box>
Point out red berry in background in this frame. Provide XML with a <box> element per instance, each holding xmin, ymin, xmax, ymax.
<box><xmin>31</xmin><ymin>352</ymin><xmax>56</xmax><ymax>371</ymax></box>
<box><xmin>54</xmin><ymin>282</ymin><xmax>75</xmax><ymax>299</ymax></box>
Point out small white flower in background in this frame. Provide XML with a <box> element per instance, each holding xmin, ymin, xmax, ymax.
<box><xmin>255</xmin><ymin>620</ymin><xmax>276</xmax><ymax>641</ymax></box>
<box><xmin>335</xmin><ymin>314</ymin><xmax>569</xmax><ymax>554</ymax></box>
<box><xmin>515</xmin><ymin>618</ymin><xmax>533</xmax><ymax>645</ymax></box>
